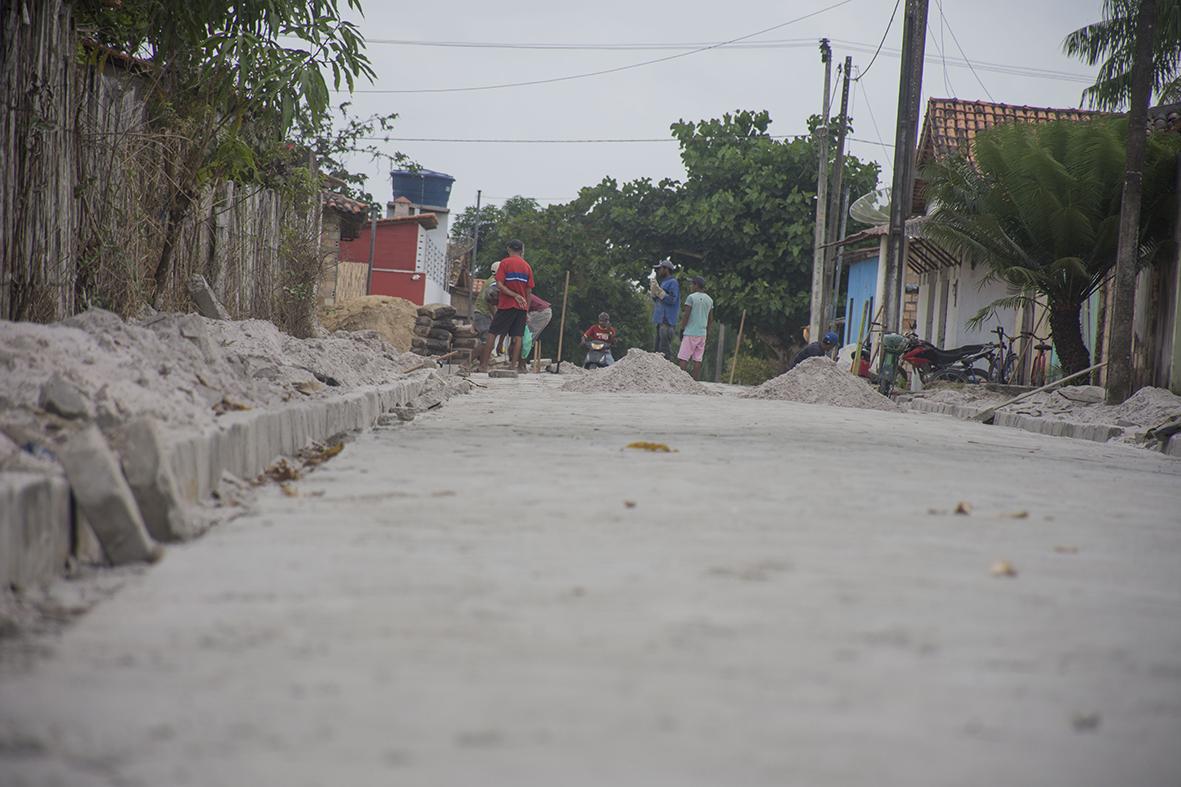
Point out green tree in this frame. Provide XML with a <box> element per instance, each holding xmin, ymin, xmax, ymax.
<box><xmin>586</xmin><ymin>110</ymin><xmax>879</xmax><ymax>366</ymax></box>
<box><xmin>1063</xmin><ymin>0</ymin><xmax>1181</xmax><ymax>109</ymax></box>
<box><xmin>923</xmin><ymin>118</ymin><xmax>1181</xmax><ymax>376</ymax></box>
<box><xmin>74</xmin><ymin>0</ymin><xmax>377</xmax><ymax>304</ymax></box>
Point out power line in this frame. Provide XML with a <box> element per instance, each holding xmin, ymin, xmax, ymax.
<box><xmin>933</xmin><ymin>0</ymin><xmax>994</xmax><ymax>101</ymax></box>
<box><xmin>353</xmin><ymin>33</ymin><xmax>1093</xmax><ymax>85</ymax></box>
<box><xmin>335</xmin><ymin>0</ymin><xmax>856</xmax><ymax>94</ymax></box>
<box><xmin>855</xmin><ymin>76</ymin><xmax>893</xmax><ymax>158</ymax></box>
<box><xmin>362</xmin><ymin>37</ymin><xmax>822</xmax><ymax>51</ymax></box>
<box><xmin>356</xmin><ymin>135</ymin><xmax>893</xmax><ymax>146</ymax></box>
<box><xmin>855</xmin><ymin>0</ymin><xmax>902</xmax><ymax>81</ymax></box>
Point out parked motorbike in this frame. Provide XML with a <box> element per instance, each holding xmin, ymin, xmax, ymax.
<box><xmin>583</xmin><ymin>339</ymin><xmax>613</xmax><ymax>369</ymax></box>
<box><xmin>902</xmin><ymin>337</ymin><xmax>994</xmax><ymax>383</ymax></box>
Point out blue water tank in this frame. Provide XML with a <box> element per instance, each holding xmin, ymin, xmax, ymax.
<box><xmin>390</xmin><ymin>168</ymin><xmax>455</xmax><ymax>209</ymax></box>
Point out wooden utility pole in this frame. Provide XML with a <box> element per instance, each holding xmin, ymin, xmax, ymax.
<box><xmin>824</xmin><ymin>56</ymin><xmax>853</xmax><ymax>333</ymax></box>
<box><xmin>365</xmin><ymin>203</ymin><xmax>379</xmax><ymax>296</ymax></box>
<box><xmin>467</xmin><ymin>189</ymin><xmax>482</xmax><ymax>320</ymax></box>
<box><xmin>882</xmin><ymin>0</ymin><xmax>929</xmax><ymax>333</ymax></box>
<box><xmin>1105</xmin><ymin>0</ymin><xmax>1159</xmax><ymax>404</ymax></box>
<box><xmin>809</xmin><ymin>39</ymin><xmax>834</xmax><ymax>342</ymax></box>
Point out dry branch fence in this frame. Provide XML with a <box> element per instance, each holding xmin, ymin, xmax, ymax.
<box><xmin>1</xmin><ymin>0</ymin><xmax>322</xmax><ymax>332</ymax></box>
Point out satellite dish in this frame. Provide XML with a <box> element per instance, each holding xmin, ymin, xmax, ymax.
<box><xmin>850</xmin><ymin>188</ymin><xmax>891</xmax><ymax>226</ymax></box>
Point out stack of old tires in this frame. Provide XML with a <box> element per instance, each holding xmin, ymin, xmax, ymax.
<box><xmin>411</xmin><ymin>303</ymin><xmax>479</xmax><ymax>363</ymax></box>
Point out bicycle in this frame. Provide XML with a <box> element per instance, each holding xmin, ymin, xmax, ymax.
<box><xmin>1021</xmin><ymin>332</ymin><xmax>1053</xmax><ymax>387</ymax></box>
<box><xmin>988</xmin><ymin>325</ymin><xmax>1021</xmax><ymax>384</ymax></box>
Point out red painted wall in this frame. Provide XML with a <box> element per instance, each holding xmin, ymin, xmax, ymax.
<box><xmin>338</xmin><ymin>220</ymin><xmax>427</xmax><ymax>303</ymax></box>
<box><xmin>369</xmin><ymin>270</ymin><xmax>426</xmax><ymax>303</ymax></box>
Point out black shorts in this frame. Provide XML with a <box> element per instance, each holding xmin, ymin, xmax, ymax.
<box><xmin>489</xmin><ymin>307</ymin><xmax>528</xmax><ymax>338</ymax></box>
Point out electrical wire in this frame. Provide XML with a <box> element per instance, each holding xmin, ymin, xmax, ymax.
<box><xmin>933</xmin><ymin>0</ymin><xmax>994</xmax><ymax>101</ymax></box>
<box><xmin>854</xmin><ymin>0</ymin><xmax>902</xmax><ymax>81</ymax></box>
<box><xmin>356</xmin><ymin>135</ymin><xmax>893</xmax><ymax>145</ymax></box>
<box><xmin>855</xmin><ymin>77</ymin><xmax>893</xmax><ymax>156</ymax></box>
<box><xmin>336</xmin><ymin>0</ymin><xmax>855</xmax><ymax>94</ymax></box>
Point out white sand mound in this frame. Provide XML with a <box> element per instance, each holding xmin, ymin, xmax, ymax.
<box><xmin>740</xmin><ymin>356</ymin><xmax>899</xmax><ymax>412</ymax></box>
<box><xmin>319</xmin><ymin>295</ymin><xmax>418</xmax><ymax>352</ymax></box>
<box><xmin>0</xmin><ymin>309</ymin><xmax>423</xmax><ymax>445</ymax></box>
<box><xmin>560</xmin><ymin>349</ymin><xmax>714</xmax><ymax>395</ymax></box>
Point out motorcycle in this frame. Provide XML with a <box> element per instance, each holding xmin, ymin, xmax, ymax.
<box><xmin>583</xmin><ymin>339</ymin><xmax>613</xmax><ymax>369</ymax></box>
<box><xmin>901</xmin><ymin>337</ymin><xmax>995</xmax><ymax>383</ymax></box>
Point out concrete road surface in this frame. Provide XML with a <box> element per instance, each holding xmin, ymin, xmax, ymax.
<box><xmin>2</xmin><ymin>375</ymin><xmax>1180</xmax><ymax>787</ymax></box>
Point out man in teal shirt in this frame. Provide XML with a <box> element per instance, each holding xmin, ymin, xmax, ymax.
<box><xmin>677</xmin><ymin>276</ymin><xmax>714</xmax><ymax>380</ymax></box>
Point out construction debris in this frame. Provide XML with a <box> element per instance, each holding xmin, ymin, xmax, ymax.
<box><xmin>740</xmin><ymin>356</ymin><xmax>899</xmax><ymax>412</ymax></box>
<box><xmin>560</xmin><ymin>350</ymin><xmax>714</xmax><ymax>396</ymax></box>
<box><xmin>410</xmin><ymin>303</ymin><xmax>479</xmax><ymax>363</ymax></box>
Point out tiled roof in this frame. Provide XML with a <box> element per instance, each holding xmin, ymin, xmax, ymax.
<box><xmin>916</xmin><ymin>99</ymin><xmax>1108</xmax><ymax>167</ymax></box>
<box><xmin>322</xmin><ymin>190</ymin><xmax>368</xmax><ymax>215</ymax></box>
<box><xmin>376</xmin><ymin>212</ymin><xmax>439</xmax><ymax>229</ymax></box>
<box><xmin>1148</xmin><ymin>102</ymin><xmax>1181</xmax><ymax>133</ymax></box>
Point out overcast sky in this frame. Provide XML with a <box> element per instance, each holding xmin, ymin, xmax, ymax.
<box><xmin>330</xmin><ymin>0</ymin><xmax>1101</xmax><ymax>216</ymax></box>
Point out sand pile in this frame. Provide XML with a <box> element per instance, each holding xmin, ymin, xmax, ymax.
<box><xmin>560</xmin><ymin>349</ymin><xmax>713</xmax><ymax>395</ymax></box>
<box><xmin>740</xmin><ymin>356</ymin><xmax>900</xmax><ymax>412</ymax></box>
<box><xmin>0</xmin><ymin>308</ymin><xmax>430</xmax><ymax>454</ymax></box>
<box><xmin>319</xmin><ymin>295</ymin><xmax>418</xmax><ymax>352</ymax></box>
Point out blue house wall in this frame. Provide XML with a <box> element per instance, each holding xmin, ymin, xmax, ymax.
<box><xmin>843</xmin><ymin>255</ymin><xmax>879</xmax><ymax>345</ymax></box>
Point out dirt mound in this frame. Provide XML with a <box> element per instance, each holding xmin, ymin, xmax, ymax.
<box><xmin>560</xmin><ymin>349</ymin><xmax>713</xmax><ymax>395</ymax></box>
<box><xmin>0</xmin><ymin>309</ymin><xmax>425</xmax><ymax>451</ymax></box>
<box><xmin>740</xmin><ymin>356</ymin><xmax>899</xmax><ymax>412</ymax></box>
<box><xmin>319</xmin><ymin>295</ymin><xmax>419</xmax><ymax>352</ymax></box>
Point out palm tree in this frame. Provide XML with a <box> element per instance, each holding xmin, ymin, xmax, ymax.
<box><xmin>922</xmin><ymin>118</ymin><xmax>1180</xmax><ymax>376</ymax></box>
<box><xmin>1064</xmin><ymin>0</ymin><xmax>1181</xmax><ymax>109</ymax></box>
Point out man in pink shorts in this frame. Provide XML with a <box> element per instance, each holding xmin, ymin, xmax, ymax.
<box><xmin>677</xmin><ymin>276</ymin><xmax>714</xmax><ymax>380</ymax></box>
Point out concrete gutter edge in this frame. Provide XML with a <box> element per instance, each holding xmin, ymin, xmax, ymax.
<box><xmin>0</xmin><ymin>371</ymin><xmax>466</xmax><ymax>590</ymax></box>
<box><xmin>901</xmin><ymin>397</ymin><xmax>1180</xmax><ymax>457</ymax></box>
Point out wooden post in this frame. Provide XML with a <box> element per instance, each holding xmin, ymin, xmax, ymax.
<box><xmin>728</xmin><ymin>309</ymin><xmax>747</xmax><ymax>385</ymax></box>
<box><xmin>714</xmin><ymin>323</ymin><xmax>726</xmax><ymax>382</ymax></box>
<box><xmin>809</xmin><ymin>39</ymin><xmax>834</xmax><ymax>341</ymax></box>
<box><xmin>553</xmin><ymin>270</ymin><xmax>571</xmax><ymax>373</ymax></box>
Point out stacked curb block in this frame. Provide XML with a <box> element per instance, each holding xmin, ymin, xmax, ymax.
<box><xmin>0</xmin><ymin>370</ymin><xmax>468</xmax><ymax>591</ymax></box>
<box><xmin>901</xmin><ymin>397</ymin><xmax>1180</xmax><ymax>457</ymax></box>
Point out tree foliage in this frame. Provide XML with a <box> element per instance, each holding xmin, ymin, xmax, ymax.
<box><xmin>584</xmin><ymin>110</ymin><xmax>879</xmax><ymax>364</ymax></box>
<box><xmin>73</xmin><ymin>0</ymin><xmax>382</xmax><ymax>303</ymax></box>
<box><xmin>923</xmin><ymin>118</ymin><xmax>1181</xmax><ymax>375</ymax></box>
<box><xmin>1063</xmin><ymin>0</ymin><xmax>1181</xmax><ymax>109</ymax></box>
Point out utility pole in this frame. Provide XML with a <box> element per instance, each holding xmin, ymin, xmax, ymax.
<box><xmin>882</xmin><ymin>0</ymin><xmax>929</xmax><ymax>334</ymax></box>
<box><xmin>365</xmin><ymin>202</ymin><xmax>379</xmax><ymax>296</ymax></box>
<box><xmin>829</xmin><ymin>186</ymin><xmax>852</xmax><ymax>336</ymax></box>
<box><xmin>468</xmin><ymin>189</ymin><xmax>482</xmax><ymax>320</ymax></box>
<box><xmin>823</xmin><ymin>55</ymin><xmax>853</xmax><ymax>333</ymax></box>
<box><xmin>809</xmin><ymin>38</ymin><xmax>833</xmax><ymax>343</ymax></box>
<box><xmin>1105</xmin><ymin>0</ymin><xmax>1158</xmax><ymax>404</ymax></box>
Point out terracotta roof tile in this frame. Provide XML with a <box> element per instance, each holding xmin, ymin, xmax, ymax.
<box><xmin>916</xmin><ymin>98</ymin><xmax>1109</xmax><ymax>168</ymax></box>
<box><xmin>322</xmin><ymin>190</ymin><xmax>368</xmax><ymax>215</ymax></box>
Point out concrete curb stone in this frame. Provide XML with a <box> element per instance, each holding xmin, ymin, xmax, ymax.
<box><xmin>901</xmin><ymin>396</ymin><xmax>1169</xmax><ymax>454</ymax></box>
<box><xmin>2</xmin><ymin>369</ymin><xmax>470</xmax><ymax>589</ymax></box>
<box><xmin>58</xmin><ymin>426</ymin><xmax>161</xmax><ymax>566</ymax></box>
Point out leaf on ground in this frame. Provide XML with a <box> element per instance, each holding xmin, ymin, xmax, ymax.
<box><xmin>280</xmin><ymin>482</ymin><xmax>299</xmax><ymax>497</ymax></box>
<box><xmin>990</xmin><ymin>560</ymin><xmax>1018</xmax><ymax>577</ymax></box>
<box><xmin>304</xmin><ymin>441</ymin><xmax>344</xmax><ymax>466</ymax></box>
<box><xmin>624</xmin><ymin>500</ymin><xmax>637</xmax><ymax>508</ymax></box>
<box><xmin>1003</xmin><ymin>510</ymin><xmax>1030</xmax><ymax>519</ymax></box>
<box><xmin>263</xmin><ymin>458</ymin><xmax>301</xmax><ymax>482</ymax></box>
<box><xmin>626</xmin><ymin>441</ymin><xmax>676</xmax><ymax>453</ymax></box>
<box><xmin>954</xmin><ymin>501</ymin><xmax>973</xmax><ymax>515</ymax></box>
